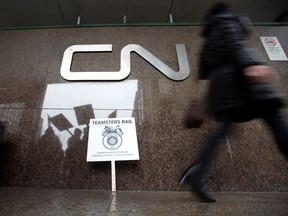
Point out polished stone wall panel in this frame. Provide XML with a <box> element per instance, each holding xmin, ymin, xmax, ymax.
<box><xmin>0</xmin><ymin>29</ymin><xmax>57</xmax><ymax>88</ymax></box>
<box><xmin>0</xmin><ymin>26</ymin><xmax>287</xmax><ymax>192</ymax></box>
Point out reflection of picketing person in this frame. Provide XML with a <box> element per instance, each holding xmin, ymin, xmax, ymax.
<box><xmin>37</xmin><ymin>126</ymin><xmax>64</xmax><ymax>187</ymax></box>
<box><xmin>180</xmin><ymin>2</ymin><xmax>288</xmax><ymax>202</ymax></box>
<box><xmin>0</xmin><ymin>121</ymin><xmax>6</xmax><ymax>144</ymax></box>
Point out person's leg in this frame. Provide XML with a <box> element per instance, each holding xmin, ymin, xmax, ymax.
<box><xmin>198</xmin><ymin>121</ymin><xmax>231</xmax><ymax>167</ymax></box>
<box><xmin>263</xmin><ymin>110</ymin><xmax>288</xmax><ymax>160</ymax></box>
<box><xmin>179</xmin><ymin>121</ymin><xmax>231</xmax><ymax>202</ymax></box>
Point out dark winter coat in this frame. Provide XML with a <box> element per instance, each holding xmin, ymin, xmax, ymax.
<box><xmin>199</xmin><ymin>12</ymin><xmax>264</xmax><ymax>120</ymax></box>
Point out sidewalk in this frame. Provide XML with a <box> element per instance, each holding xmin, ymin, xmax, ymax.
<box><xmin>0</xmin><ymin>188</ymin><xmax>287</xmax><ymax>216</ymax></box>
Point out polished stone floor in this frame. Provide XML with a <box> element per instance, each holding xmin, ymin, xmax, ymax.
<box><xmin>0</xmin><ymin>188</ymin><xmax>287</xmax><ymax>216</ymax></box>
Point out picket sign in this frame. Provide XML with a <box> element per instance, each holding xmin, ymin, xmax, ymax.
<box><xmin>86</xmin><ymin>117</ymin><xmax>139</xmax><ymax>191</ymax></box>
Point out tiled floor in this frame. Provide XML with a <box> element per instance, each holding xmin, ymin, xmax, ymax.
<box><xmin>0</xmin><ymin>188</ymin><xmax>287</xmax><ymax>216</ymax></box>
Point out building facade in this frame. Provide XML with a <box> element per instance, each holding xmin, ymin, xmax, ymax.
<box><xmin>0</xmin><ymin>25</ymin><xmax>287</xmax><ymax>191</ymax></box>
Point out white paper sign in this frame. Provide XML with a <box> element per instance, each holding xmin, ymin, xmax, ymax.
<box><xmin>260</xmin><ymin>37</ymin><xmax>288</xmax><ymax>61</ymax></box>
<box><xmin>87</xmin><ymin>117</ymin><xmax>139</xmax><ymax>162</ymax></box>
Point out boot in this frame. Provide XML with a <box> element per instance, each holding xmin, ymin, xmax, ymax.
<box><xmin>179</xmin><ymin>163</ymin><xmax>216</xmax><ymax>203</ymax></box>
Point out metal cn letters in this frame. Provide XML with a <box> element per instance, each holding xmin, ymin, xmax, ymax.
<box><xmin>60</xmin><ymin>44</ymin><xmax>190</xmax><ymax>81</ymax></box>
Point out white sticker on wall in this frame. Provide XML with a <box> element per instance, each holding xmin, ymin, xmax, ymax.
<box><xmin>260</xmin><ymin>37</ymin><xmax>288</xmax><ymax>61</ymax></box>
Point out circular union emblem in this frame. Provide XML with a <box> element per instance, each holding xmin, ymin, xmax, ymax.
<box><xmin>103</xmin><ymin>133</ymin><xmax>122</xmax><ymax>150</ymax></box>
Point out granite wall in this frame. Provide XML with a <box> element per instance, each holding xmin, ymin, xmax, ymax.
<box><xmin>0</xmin><ymin>26</ymin><xmax>287</xmax><ymax>192</ymax></box>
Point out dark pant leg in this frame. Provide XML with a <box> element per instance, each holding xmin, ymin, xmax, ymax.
<box><xmin>263</xmin><ymin>110</ymin><xmax>288</xmax><ymax>160</ymax></box>
<box><xmin>197</xmin><ymin>121</ymin><xmax>231</xmax><ymax>168</ymax></box>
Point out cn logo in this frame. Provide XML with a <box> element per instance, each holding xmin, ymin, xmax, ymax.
<box><xmin>60</xmin><ymin>44</ymin><xmax>190</xmax><ymax>81</ymax></box>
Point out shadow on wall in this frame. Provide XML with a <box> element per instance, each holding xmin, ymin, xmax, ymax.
<box><xmin>39</xmin><ymin>80</ymin><xmax>138</xmax><ymax>151</ymax></box>
<box><xmin>29</xmin><ymin>81</ymin><xmax>138</xmax><ymax>188</ymax></box>
<box><xmin>0</xmin><ymin>81</ymin><xmax>139</xmax><ymax>188</ymax></box>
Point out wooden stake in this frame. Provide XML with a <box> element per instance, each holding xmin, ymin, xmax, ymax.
<box><xmin>111</xmin><ymin>160</ymin><xmax>116</xmax><ymax>192</ymax></box>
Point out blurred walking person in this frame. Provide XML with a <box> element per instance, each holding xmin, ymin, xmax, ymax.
<box><xmin>179</xmin><ymin>2</ymin><xmax>288</xmax><ymax>202</ymax></box>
